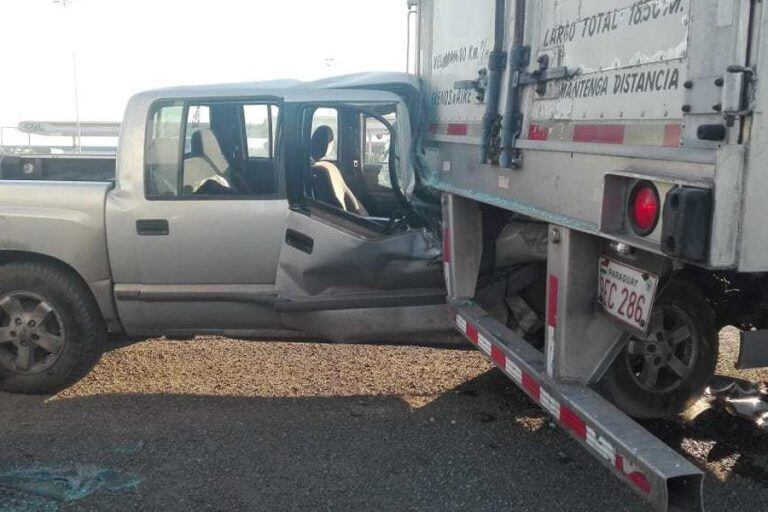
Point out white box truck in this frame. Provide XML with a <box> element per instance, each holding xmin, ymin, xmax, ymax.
<box><xmin>412</xmin><ymin>0</ymin><xmax>768</xmax><ymax>509</ymax></box>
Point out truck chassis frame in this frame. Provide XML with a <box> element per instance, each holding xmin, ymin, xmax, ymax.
<box><xmin>443</xmin><ymin>193</ymin><xmax>704</xmax><ymax>511</ymax></box>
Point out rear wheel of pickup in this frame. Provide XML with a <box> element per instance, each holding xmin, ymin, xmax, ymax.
<box><xmin>598</xmin><ymin>279</ymin><xmax>718</xmax><ymax>419</ymax></box>
<box><xmin>0</xmin><ymin>262</ymin><xmax>105</xmax><ymax>394</ymax></box>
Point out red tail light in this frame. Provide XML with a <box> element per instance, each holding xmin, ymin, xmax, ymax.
<box><xmin>628</xmin><ymin>182</ymin><xmax>660</xmax><ymax>236</ymax></box>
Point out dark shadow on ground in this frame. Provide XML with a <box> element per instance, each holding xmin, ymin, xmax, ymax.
<box><xmin>645</xmin><ymin>404</ymin><xmax>768</xmax><ymax>487</ymax></box>
<box><xmin>1</xmin><ymin>370</ymin><xmax>767</xmax><ymax>511</ymax></box>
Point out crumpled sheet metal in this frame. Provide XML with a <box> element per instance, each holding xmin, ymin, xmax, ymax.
<box><xmin>0</xmin><ymin>465</ymin><xmax>141</xmax><ymax>504</ymax></box>
<box><xmin>704</xmin><ymin>376</ymin><xmax>768</xmax><ymax>429</ymax></box>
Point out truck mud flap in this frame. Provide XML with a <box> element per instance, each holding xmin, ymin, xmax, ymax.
<box><xmin>450</xmin><ymin>301</ymin><xmax>704</xmax><ymax>512</ymax></box>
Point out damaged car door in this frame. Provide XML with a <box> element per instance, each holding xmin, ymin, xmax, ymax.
<box><xmin>274</xmin><ymin>92</ymin><xmax>451</xmax><ymax>342</ymax></box>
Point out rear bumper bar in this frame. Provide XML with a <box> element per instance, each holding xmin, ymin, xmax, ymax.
<box><xmin>451</xmin><ymin>300</ymin><xmax>704</xmax><ymax>512</ymax></box>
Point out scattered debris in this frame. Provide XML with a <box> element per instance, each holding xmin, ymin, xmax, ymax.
<box><xmin>556</xmin><ymin>451</ymin><xmax>573</xmax><ymax>465</ymax></box>
<box><xmin>113</xmin><ymin>441</ymin><xmax>144</xmax><ymax>456</ymax></box>
<box><xmin>0</xmin><ymin>465</ymin><xmax>141</xmax><ymax>504</ymax></box>
<box><xmin>0</xmin><ymin>488</ymin><xmax>58</xmax><ymax>512</ymax></box>
<box><xmin>704</xmin><ymin>376</ymin><xmax>768</xmax><ymax>429</ymax></box>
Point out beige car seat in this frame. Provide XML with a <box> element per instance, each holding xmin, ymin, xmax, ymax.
<box><xmin>184</xmin><ymin>129</ymin><xmax>234</xmax><ymax>193</ymax></box>
<box><xmin>310</xmin><ymin>126</ymin><xmax>368</xmax><ymax>216</ymax></box>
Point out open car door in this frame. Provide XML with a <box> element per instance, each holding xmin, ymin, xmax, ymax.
<box><xmin>274</xmin><ymin>88</ymin><xmax>452</xmax><ymax>342</ymax></box>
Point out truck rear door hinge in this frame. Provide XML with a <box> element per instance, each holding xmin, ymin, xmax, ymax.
<box><xmin>517</xmin><ymin>53</ymin><xmax>578</xmax><ymax>98</ymax></box>
<box><xmin>454</xmin><ymin>51</ymin><xmax>509</xmax><ymax>104</ymax></box>
<box><xmin>454</xmin><ymin>69</ymin><xmax>489</xmax><ymax>103</ymax></box>
<box><xmin>500</xmin><ymin>47</ymin><xmax>579</xmax><ymax>168</ymax></box>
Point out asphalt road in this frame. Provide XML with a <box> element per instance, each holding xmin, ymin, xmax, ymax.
<box><xmin>1</xmin><ymin>331</ymin><xmax>768</xmax><ymax>511</ymax></box>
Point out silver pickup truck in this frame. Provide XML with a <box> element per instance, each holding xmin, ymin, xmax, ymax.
<box><xmin>0</xmin><ymin>74</ymin><xmax>471</xmax><ymax>394</ymax></box>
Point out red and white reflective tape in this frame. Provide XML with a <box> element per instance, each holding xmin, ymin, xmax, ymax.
<box><xmin>454</xmin><ymin>311</ymin><xmax>652</xmax><ymax>495</ymax></box>
<box><xmin>442</xmin><ymin>226</ymin><xmax>452</xmax><ymax>264</ymax></box>
<box><xmin>429</xmin><ymin>122</ymin><xmax>482</xmax><ymax>138</ymax></box>
<box><xmin>528</xmin><ymin>122</ymin><xmax>682</xmax><ymax>148</ymax></box>
<box><xmin>546</xmin><ymin>275</ymin><xmax>559</xmax><ymax>376</ymax></box>
<box><xmin>428</xmin><ymin>121</ymin><xmax>681</xmax><ymax>147</ymax></box>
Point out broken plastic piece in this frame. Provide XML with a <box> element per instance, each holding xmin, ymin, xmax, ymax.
<box><xmin>704</xmin><ymin>376</ymin><xmax>768</xmax><ymax>429</ymax></box>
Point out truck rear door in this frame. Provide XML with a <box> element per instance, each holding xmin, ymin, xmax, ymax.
<box><xmin>418</xmin><ymin>0</ymin><xmax>754</xmax><ymax>269</ymax></box>
<box><xmin>526</xmin><ymin>0</ymin><xmax>751</xmax><ymax>150</ymax></box>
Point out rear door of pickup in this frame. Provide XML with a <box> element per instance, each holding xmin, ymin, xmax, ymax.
<box><xmin>107</xmin><ymin>98</ymin><xmax>288</xmax><ymax>335</ymax></box>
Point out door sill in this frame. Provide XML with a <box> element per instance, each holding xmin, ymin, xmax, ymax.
<box><xmin>114</xmin><ymin>284</ymin><xmax>278</xmax><ymax>304</ymax></box>
<box><xmin>275</xmin><ymin>288</ymin><xmax>446</xmax><ymax>312</ymax></box>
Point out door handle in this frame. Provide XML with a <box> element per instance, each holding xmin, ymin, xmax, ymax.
<box><xmin>136</xmin><ymin>219</ymin><xmax>169</xmax><ymax>236</ymax></box>
<box><xmin>285</xmin><ymin>229</ymin><xmax>314</xmax><ymax>254</ymax></box>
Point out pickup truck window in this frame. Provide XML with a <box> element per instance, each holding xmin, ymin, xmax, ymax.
<box><xmin>244</xmin><ymin>104</ymin><xmax>279</xmax><ymax>159</ymax></box>
<box><xmin>363</xmin><ymin>113</ymin><xmax>396</xmax><ymax>189</ymax></box>
<box><xmin>146</xmin><ymin>102</ymin><xmax>184</xmax><ymax>197</ymax></box>
<box><xmin>184</xmin><ymin>105</ymin><xmax>211</xmax><ymax>154</ymax></box>
<box><xmin>304</xmin><ymin>104</ymin><xmax>407</xmax><ymax>221</ymax></box>
<box><xmin>145</xmin><ymin>100</ymin><xmax>279</xmax><ymax>199</ymax></box>
<box><xmin>312</xmin><ymin>108</ymin><xmax>338</xmax><ymax>160</ymax></box>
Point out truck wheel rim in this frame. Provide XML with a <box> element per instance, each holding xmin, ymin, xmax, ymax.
<box><xmin>625</xmin><ymin>305</ymin><xmax>698</xmax><ymax>393</ymax></box>
<box><xmin>0</xmin><ymin>291</ymin><xmax>66</xmax><ymax>376</ymax></box>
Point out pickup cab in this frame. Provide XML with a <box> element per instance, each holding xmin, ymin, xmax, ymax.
<box><xmin>0</xmin><ymin>73</ymin><xmax>453</xmax><ymax>394</ymax></box>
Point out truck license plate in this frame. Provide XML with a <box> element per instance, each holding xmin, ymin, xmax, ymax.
<box><xmin>597</xmin><ymin>257</ymin><xmax>658</xmax><ymax>333</ymax></box>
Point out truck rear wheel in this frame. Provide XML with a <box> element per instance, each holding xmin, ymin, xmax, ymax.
<box><xmin>598</xmin><ymin>279</ymin><xmax>718</xmax><ymax>419</ymax></box>
<box><xmin>0</xmin><ymin>262</ymin><xmax>104</xmax><ymax>394</ymax></box>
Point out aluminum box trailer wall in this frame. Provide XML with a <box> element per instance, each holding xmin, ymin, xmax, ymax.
<box><xmin>416</xmin><ymin>0</ymin><xmax>762</xmax><ymax>271</ymax></box>
<box><xmin>415</xmin><ymin>2</ymin><xmax>767</xmax><ymax>509</ymax></box>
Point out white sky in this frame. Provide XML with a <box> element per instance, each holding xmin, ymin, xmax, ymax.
<box><xmin>0</xmin><ymin>0</ymin><xmax>409</xmax><ymax>132</ymax></box>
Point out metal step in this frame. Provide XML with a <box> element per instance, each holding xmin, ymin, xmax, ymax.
<box><xmin>451</xmin><ymin>301</ymin><xmax>704</xmax><ymax>512</ymax></box>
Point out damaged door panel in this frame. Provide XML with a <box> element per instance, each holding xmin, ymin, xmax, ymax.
<box><xmin>276</xmin><ymin>209</ymin><xmax>443</xmax><ymax>302</ymax></box>
<box><xmin>274</xmin><ymin>208</ymin><xmax>449</xmax><ymax>341</ymax></box>
<box><xmin>274</xmin><ymin>92</ymin><xmax>450</xmax><ymax>341</ymax></box>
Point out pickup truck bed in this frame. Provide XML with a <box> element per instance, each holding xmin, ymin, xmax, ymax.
<box><xmin>0</xmin><ymin>180</ymin><xmax>118</xmax><ymax>326</ymax></box>
<box><xmin>0</xmin><ymin>153</ymin><xmax>116</xmax><ymax>182</ymax></box>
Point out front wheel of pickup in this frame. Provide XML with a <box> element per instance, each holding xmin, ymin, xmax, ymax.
<box><xmin>598</xmin><ymin>279</ymin><xmax>718</xmax><ymax>419</ymax></box>
<box><xmin>0</xmin><ymin>262</ymin><xmax>105</xmax><ymax>394</ymax></box>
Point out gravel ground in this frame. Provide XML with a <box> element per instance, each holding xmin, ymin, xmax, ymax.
<box><xmin>1</xmin><ymin>330</ymin><xmax>768</xmax><ymax>511</ymax></box>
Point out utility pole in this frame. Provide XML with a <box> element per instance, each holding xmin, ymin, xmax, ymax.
<box><xmin>54</xmin><ymin>0</ymin><xmax>81</xmax><ymax>152</ymax></box>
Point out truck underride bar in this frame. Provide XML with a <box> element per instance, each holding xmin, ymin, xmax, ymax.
<box><xmin>450</xmin><ymin>301</ymin><xmax>704</xmax><ymax>512</ymax></box>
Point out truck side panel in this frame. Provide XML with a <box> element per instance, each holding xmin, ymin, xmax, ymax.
<box><xmin>0</xmin><ymin>181</ymin><xmax>119</xmax><ymax>329</ymax></box>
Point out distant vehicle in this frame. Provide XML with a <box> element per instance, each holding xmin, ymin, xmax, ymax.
<box><xmin>0</xmin><ymin>121</ymin><xmax>118</xmax><ymax>181</ymax></box>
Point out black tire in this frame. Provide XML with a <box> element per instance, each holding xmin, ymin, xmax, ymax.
<box><xmin>0</xmin><ymin>262</ymin><xmax>105</xmax><ymax>394</ymax></box>
<box><xmin>598</xmin><ymin>279</ymin><xmax>718</xmax><ymax>419</ymax></box>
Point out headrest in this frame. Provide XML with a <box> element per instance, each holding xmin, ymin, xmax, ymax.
<box><xmin>190</xmin><ymin>128</ymin><xmax>229</xmax><ymax>172</ymax></box>
<box><xmin>311</xmin><ymin>126</ymin><xmax>335</xmax><ymax>161</ymax></box>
